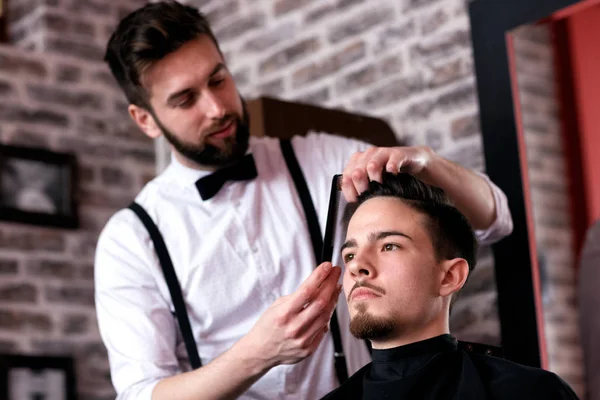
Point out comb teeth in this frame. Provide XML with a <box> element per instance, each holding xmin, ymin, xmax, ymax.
<box><xmin>336</xmin><ymin>175</ymin><xmax>343</xmax><ymax>191</ymax></box>
<box><xmin>321</xmin><ymin>174</ymin><xmax>343</xmax><ymax>263</ymax></box>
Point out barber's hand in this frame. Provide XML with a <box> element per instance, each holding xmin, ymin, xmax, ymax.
<box><xmin>341</xmin><ymin>146</ymin><xmax>435</xmax><ymax>202</ymax></box>
<box><xmin>242</xmin><ymin>262</ymin><xmax>342</xmax><ymax>369</ymax></box>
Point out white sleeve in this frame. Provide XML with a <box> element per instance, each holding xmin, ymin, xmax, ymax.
<box><xmin>473</xmin><ymin>172</ymin><xmax>514</xmax><ymax>245</ymax></box>
<box><xmin>95</xmin><ymin>209</ymin><xmax>181</xmax><ymax>400</ymax></box>
<box><xmin>292</xmin><ymin>131</ymin><xmax>372</xmax><ymax>177</ymax></box>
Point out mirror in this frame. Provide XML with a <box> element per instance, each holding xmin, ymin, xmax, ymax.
<box><xmin>509</xmin><ymin>20</ymin><xmax>583</xmax><ymax>393</ymax></box>
<box><xmin>469</xmin><ymin>0</ymin><xmax>600</xmax><ymax>398</ymax></box>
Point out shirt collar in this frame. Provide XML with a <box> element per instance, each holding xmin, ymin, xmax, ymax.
<box><xmin>163</xmin><ymin>140</ymin><xmax>255</xmax><ymax>189</ymax></box>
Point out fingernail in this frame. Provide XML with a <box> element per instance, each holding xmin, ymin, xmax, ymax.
<box><xmin>323</xmin><ymin>262</ymin><xmax>331</xmax><ymax>271</ymax></box>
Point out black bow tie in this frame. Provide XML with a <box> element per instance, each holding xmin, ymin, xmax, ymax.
<box><xmin>195</xmin><ymin>154</ymin><xmax>258</xmax><ymax>200</ymax></box>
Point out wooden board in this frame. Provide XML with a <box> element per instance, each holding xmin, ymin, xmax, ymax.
<box><xmin>246</xmin><ymin>96</ymin><xmax>399</xmax><ymax>147</ymax></box>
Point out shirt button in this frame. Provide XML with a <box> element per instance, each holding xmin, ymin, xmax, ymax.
<box><xmin>251</xmin><ymin>245</ymin><xmax>259</xmax><ymax>253</ymax></box>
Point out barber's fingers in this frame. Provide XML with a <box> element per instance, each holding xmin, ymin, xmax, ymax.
<box><xmin>342</xmin><ymin>148</ymin><xmax>394</xmax><ymax>201</ymax></box>
<box><xmin>350</xmin><ymin>168</ymin><xmax>370</xmax><ymax>198</ymax></box>
<box><xmin>294</xmin><ymin>279</ymin><xmax>342</xmax><ymax>340</ymax></box>
<box><xmin>341</xmin><ymin>173</ymin><xmax>359</xmax><ymax>203</ymax></box>
<box><xmin>342</xmin><ymin>148</ymin><xmax>378</xmax><ymax>201</ymax></box>
<box><xmin>348</xmin><ymin>148</ymin><xmax>380</xmax><ymax>192</ymax></box>
<box><xmin>288</xmin><ymin>263</ymin><xmax>339</xmax><ymax>313</ymax></box>
<box><xmin>385</xmin><ymin>149</ymin><xmax>406</xmax><ymax>174</ymax></box>
<box><xmin>341</xmin><ymin>152</ymin><xmax>363</xmax><ymax>202</ymax></box>
<box><xmin>364</xmin><ymin>149</ymin><xmax>390</xmax><ymax>184</ymax></box>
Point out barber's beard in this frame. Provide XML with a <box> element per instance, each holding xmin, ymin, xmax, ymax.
<box><xmin>157</xmin><ymin>108</ymin><xmax>250</xmax><ymax>169</ymax></box>
<box><xmin>349</xmin><ymin>303</ymin><xmax>397</xmax><ymax>340</ymax></box>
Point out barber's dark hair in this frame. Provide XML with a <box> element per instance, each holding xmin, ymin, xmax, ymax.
<box><xmin>104</xmin><ymin>1</ymin><xmax>220</xmax><ymax>109</ymax></box>
<box><xmin>356</xmin><ymin>173</ymin><xmax>478</xmax><ymax>275</ymax></box>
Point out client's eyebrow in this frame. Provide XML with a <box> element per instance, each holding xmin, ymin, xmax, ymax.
<box><xmin>371</xmin><ymin>231</ymin><xmax>413</xmax><ymax>242</ymax></box>
<box><xmin>341</xmin><ymin>239</ymin><xmax>357</xmax><ymax>253</ymax></box>
<box><xmin>341</xmin><ymin>231</ymin><xmax>413</xmax><ymax>253</ymax></box>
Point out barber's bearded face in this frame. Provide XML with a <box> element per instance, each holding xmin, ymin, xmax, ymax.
<box><xmin>139</xmin><ymin>36</ymin><xmax>250</xmax><ymax>168</ymax></box>
<box><xmin>156</xmin><ymin>103</ymin><xmax>250</xmax><ymax>168</ymax></box>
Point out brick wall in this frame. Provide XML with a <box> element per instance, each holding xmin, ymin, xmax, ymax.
<box><xmin>512</xmin><ymin>23</ymin><xmax>584</xmax><ymax>396</ymax></box>
<box><xmin>0</xmin><ymin>0</ymin><xmax>567</xmax><ymax>398</ymax></box>
<box><xmin>1</xmin><ymin>1</ymin><xmax>152</xmax><ymax>399</ymax></box>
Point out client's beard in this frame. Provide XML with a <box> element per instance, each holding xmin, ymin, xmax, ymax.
<box><xmin>156</xmin><ymin>102</ymin><xmax>251</xmax><ymax>169</ymax></box>
<box><xmin>349</xmin><ymin>303</ymin><xmax>397</xmax><ymax>340</ymax></box>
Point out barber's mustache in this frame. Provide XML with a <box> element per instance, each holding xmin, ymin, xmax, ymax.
<box><xmin>206</xmin><ymin>115</ymin><xmax>237</xmax><ymax>135</ymax></box>
<box><xmin>347</xmin><ymin>281</ymin><xmax>386</xmax><ymax>302</ymax></box>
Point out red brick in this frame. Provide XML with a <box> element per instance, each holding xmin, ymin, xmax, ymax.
<box><xmin>26</xmin><ymin>259</ymin><xmax>78</xmax><ymax>280</ymax></box>
<box><xmin>421</xmin><ymin>8</ymin><xmax>449</xmax><ymax>35</ymax></box>
<box><xmin>244</xmin><ymin>23</ymin><xmax>297</xmax><ymax>52</ymax></box>
<box><xmin>46</xmin><ymin>284</ymin><xmax>95</xmax><ymax>306</ymax></box>
<box><xmin>27</xmin><ymin>84</ymin><xmax>105</xmax><ymax>111</ymax></box>
<box><xmin>0</xmin><ymin>259</ymin><xmax>19</xmax><ymax>275</ymax></box>
<box><xmin>329</xmin><ymin>8</ymin><xmax>395</xmax><ymax>44</ymax></box>
<box><xmin>62</xmin><ymin>313</ymin><xmax>89</xmax><ymax>335</ymax></box>
<box><xmin>260</xmin><ymin>37</ymin><xmax>322</xmax><ymax>74</ymax></box>
<box><xmin>215</xmin><ymin>12</ymin><xmax>265</xmax><ymax>42</ymax></box>
<box><xmin>0</xmin><ymin>230</ymin><xmax>66</xmax><ymax>252</ymax></box>
<box><xmin>374</xmin><ymin>20</ymin><xmax>416</xmax><ymax>53</ymax></box>
<box><xmin>293</xmin><ymin>42</ymin><xmax>365</xmax><ymax>88</ymax></box>
<box><xmin>354</xmin><ymin>74</ymin><xmax>424</xmax><ymax>110</ymax></box>
<box><xmin>428</xmin><ymin>58</ymin><xmax>472</xmax><ymax>88</ymax></box>
<box><xmin>206</xmin><ymin>0</ymin><xmax>240</xmax><ymax>26</ymax></box>
<box><xmin>0</xmin><ymin>309</ymin><xmax>52</xmax><ymax>333</ymax></box>
<box><xmin>451</xmin><ymin>114</ymin><xmax>480</xmax><ymax>139</ymax></box>
<box><xmin>274</xmin><ymin>0</ymin><xmax>314</xmax><ymax>16</ymax></box>
<box><xmin>0</xmin><ymin>283</ymin><xmax>38</xmax><ymax>303</ymax></box>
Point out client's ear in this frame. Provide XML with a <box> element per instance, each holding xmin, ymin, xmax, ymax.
<box><xmin>439</xmin><ymin>258</ymin><xmax>469</xmax><ymax>298</ymax></box>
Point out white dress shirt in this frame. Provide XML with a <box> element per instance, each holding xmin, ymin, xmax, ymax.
<box><xmin>94</xmin><ymin>132</ymin><xmax>512</xmax><ymax>400</ymax></box>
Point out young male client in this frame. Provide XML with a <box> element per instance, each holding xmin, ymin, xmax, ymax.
<box><xmin>322</xmin><ymin>174</ymin><xmax>578</xmax><ymax>400</ymax></box>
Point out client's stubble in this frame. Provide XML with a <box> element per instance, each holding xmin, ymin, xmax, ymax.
<box><xmin>348</xmin><ymin>282</ymin><xmax>397</xmax><ymax>340</ymax></box>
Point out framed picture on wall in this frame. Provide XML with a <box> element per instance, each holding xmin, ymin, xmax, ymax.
<box><xmin>0</xmin><ymin>355</ymin><xmax>77</xmax><ymax>400</ymax></box>
<box><xmin>0</xmin><ymin>0</ymin><xmax>8</xmax><ymax>43</ymax></box>
<box><xmin>0</xmin><ymin>144</ymin><xmax>78</xmax><ymax>229</ymax></box>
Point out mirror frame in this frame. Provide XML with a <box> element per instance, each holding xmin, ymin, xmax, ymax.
<box><xmin>468</xmin><ymin>0</ymin><xmax>583</xmax><ymax>368</ymax></box>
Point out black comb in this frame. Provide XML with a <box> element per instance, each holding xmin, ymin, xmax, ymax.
<box><xmin>321</xmin><ymin>174</ymin><xmax>343</xmax><ymax>263</ymax></box>
<box><xmin>319</xmin><ymin>174</ymin><xmax>350</xmax><ymax>382</ymax></box>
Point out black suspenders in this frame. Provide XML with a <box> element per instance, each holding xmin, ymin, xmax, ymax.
<box><xmin>128</xmin><ymin>202</ymin><xmax>203</xmax><ymax>369</ymax></box>
<box><xmin>279</xmin><ymin>140</ymin><xmax>349</xmax><ymax>383</ymax></box>
<box><xmin>128</xmin><ymin>139</ymin><xmax>349</xmax><ymax>383</ymax></box>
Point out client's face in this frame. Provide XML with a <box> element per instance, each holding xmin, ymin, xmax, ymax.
<box><xmin>341</xmin><ymin>197</ymin><xmax>442</xmax><ymax>345</ymax></box>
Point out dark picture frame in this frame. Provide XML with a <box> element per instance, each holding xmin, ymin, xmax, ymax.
<box><xmin>0</xmin><ymin>0</ymin><xmax>8</xmax><ymax>43</ymax></box>
<box><xmin>0</xmin><ymin>355</ymin><xmax>77</xmax><ymax>400</ymax></box>
<box><xmin>0</xmin><ymin>144</ymin><xmax>78</xmax><ymax>229</ymax></box>
<box><xmin>468</xmin><ymin>0</ymin><xmax>582</xmax><ymax>368</ymax></box>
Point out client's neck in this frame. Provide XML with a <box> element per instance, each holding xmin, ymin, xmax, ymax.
<box><xmin>370</xmin><ymin>315</ymin><xmax>450</xmax><ymax>350</ymax></box>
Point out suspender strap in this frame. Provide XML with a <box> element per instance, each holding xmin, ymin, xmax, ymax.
<box><xmin>279</xmin><ymin>139</ymin><xmax>349</xmax><ymax>384</ymax></box>
<box><xmin>279</xmin><ymin>139</ymin><xmax>323</xmax><ymax>263</ymax></box>
<box><xmin>128</xmin><ymin>202</ymin><xmax>203</xmax><ymax>370</ymax></box>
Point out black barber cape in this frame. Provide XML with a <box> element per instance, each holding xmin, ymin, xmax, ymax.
<box><xmin>321</xmin><ymin>334</ymin><xmax>578</xmax><ymax>400</ymax></box>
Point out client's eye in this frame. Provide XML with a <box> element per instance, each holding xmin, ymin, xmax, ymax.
<box><xmin>383</xmin><ymin>243</ymin><xmax>400</xmax><ymax>252</ymax></box>
<box><xmin>343</xmin><ymin>253</ymin><xmax>355</xmax><ymax>264</ymax></box>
